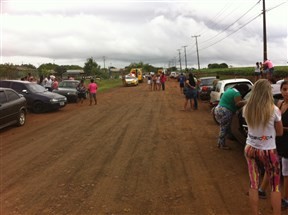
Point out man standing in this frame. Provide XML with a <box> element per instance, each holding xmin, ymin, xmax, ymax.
<box><xmin>160</xmin><ymin>72</ymin><xmax>167</xmax><ymax>91</ymax></box>
<box><xmin>178</xmin><ymin>73</ymin><xmax>186</xmax><ymax>94</ymax></box>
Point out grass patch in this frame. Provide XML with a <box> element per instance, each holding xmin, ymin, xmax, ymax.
<box><xmin>84</xmin><ymin>79</ymin><xmax>123</xmax><ymax>93</ymax></box>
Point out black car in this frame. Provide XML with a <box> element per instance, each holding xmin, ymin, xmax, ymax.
<box><xmin>52</xmin><ymin>80</ymin><xmax>81</xmax><ymax>103</ymax></box>
<box><xmin>0</xmin><ymin>87</ymin><xmax>27</xmax><ymax>129</ymax></box>
<box><xmin>230</xmin><ymin>84</ymin><xmax>283</xmax><ymax>145</ymax></box>
<box><xmin>0</xmin><ymin>80</ymin><xmax>67</xmax><ymax>113</ymax></box>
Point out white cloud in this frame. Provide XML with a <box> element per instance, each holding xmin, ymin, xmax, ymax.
<box><xmin>1</xmin><ymin>0</ymin><xmax>287</xmax><ymax>69</ymax></box>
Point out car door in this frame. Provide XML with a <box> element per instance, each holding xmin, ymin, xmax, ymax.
<box><xmin>0</xmin><ymin>90</ymin><xmax>10</xmax><ymax>127</ymax></box>
<box><xmin>10</xmin><ymin>82</ymin><xmax>34</xmax><ymax>107</ymax></box>
<box><xmin>210</xmin><ymin>82</ymin><xmax>222</xmax><ymax>105</ymax></box>
<box><xmin>0</xmin><ymin>89</ymin><xmax>19</xmax><ymax>127</ymax></box>
<box><xmin>6</xmin><ymin>89</ymin><xmax>22</xmax><ymax>120</ymax></box>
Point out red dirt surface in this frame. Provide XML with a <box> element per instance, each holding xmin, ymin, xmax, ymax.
<box><xmin>0</xmin><ymin>79</ymin><xmax>280</xmax><ymax>215</ymax></box>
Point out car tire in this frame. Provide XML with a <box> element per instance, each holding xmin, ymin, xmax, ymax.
<box><xmin>17</xmin><ymin>109</ymin><xmax>26</xmax><ymax>126</ymax></box>
<box><xmin>32</xmin><ymin>101</ymin><xmax>45</xmax><ymax>113</ymax></box>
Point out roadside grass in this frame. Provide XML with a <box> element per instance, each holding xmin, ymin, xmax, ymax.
<box><xmin>85</xmin><ymin>79</ymin><xmax>123</xmax><ymax>93</ymax></box>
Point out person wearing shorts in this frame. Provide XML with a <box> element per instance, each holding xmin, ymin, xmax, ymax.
<box><xmin>178</xmin><ymin>73</ymin><xmax>186</xmax><ymax>94</ymax></box>
<box><xmin>275</xmin><ymin>81</ymin><xmax>288</xmax><ymax>208</ymax></box>
<box><xmin>76</xmin><ymin>79</ymin><xmax>86</xmax><ymax>104</ymax></box>
<box><xmin>263</xmin><ymin>59</ymin><xmax>274</xmax><ymax>79</ymax></box>
<box><xmin>88</xmin><ymin>79</ymin><xmax>98</xmax><ymax>105</ymax></box>
<box><xmin>147</xmin><ymin>73</ymin><xmax>152</xmax><ymax>90</ymax></box>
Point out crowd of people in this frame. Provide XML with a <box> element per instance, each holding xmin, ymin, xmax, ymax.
<box><xmin>20</xmin><ymin>73</ymin><xmax>98</xmax><ymax>106</ymax></box>
<box><xmin>214</xmin><ymin>76</ymin><xmax>288</xmax><ymax>214</ymax></box>
<box><xmin>254</xmin><ymin>58</ymin><xmax>275</xmax><ymax>82</ymax></box>
<box><xmin>146</xmin><ymin>72</ymin><xmax>167</xmax><ymax>91</ymax></box>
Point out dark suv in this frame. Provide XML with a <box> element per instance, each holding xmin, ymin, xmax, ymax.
<box><xmin>0</xmin><ymin>80</ymin><xmax>67</xmax><ymax>113</ymax></box>
<box><xmin>0</xmin><ymin>87</ymin><xmax>27</xmax><ymax>129</ymax></box>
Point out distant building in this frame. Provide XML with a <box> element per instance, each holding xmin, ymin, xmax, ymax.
<box><xmin>64</xmin><ymin>69</ymin><xmax>85</xmax><ymax>79</ymax></box>
<box><xmin>109</xmin><ymin>67</ymin><xmax>125</xmax><ymax>78</ymax></box>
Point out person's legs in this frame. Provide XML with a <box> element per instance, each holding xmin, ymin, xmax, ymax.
<box><xmin>89</xmin><ymin>93</ymin><xmax>92</xmax><ymax>105</ymax></box>
<box><xmin>193</xmin><ymin>90</ymin><xmax>198</xmax><ymax>109</ymax></box>
<box><xmin>281</xmin><ymin>158</ymin><xmax>288</xmax><ymax>207</ymax></box>
<box><xmin>245</xmin><ymin>145</ymin><xmax>260</xmax><ymax>214</ymax></box>
<box><xmin>262</xmin><ymin>150</ymin><xmax>281</xmax><ymax>214</ymax></box>
<box><xmin>184</xmin><ymin>98</ymin><xmax>188</xmax><ymax>110</ymax></box>
<box><xmin>258</xmin><ymin>172</ymin><xmax>268</xmax><ymax>198</ymax></box>
<box><xmin>215</xmin><ymin>106</ymin><xmax>232</xmax><ymax>147</ymax></box>
<box><xmin>93</xmin><ymin>94</ymin><xmax>97</xmax><ymax>105</ymax></box>
<box><xmin>190</xmin><ymin>99</ymin><xmax>193</xmax><ymax>109</ymax></box>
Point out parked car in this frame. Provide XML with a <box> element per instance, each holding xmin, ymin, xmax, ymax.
<box><xmin>0</xmin><ymin>87</ymin><xmax>27</xmax><ymax>129</ymax></box>
<box><xmin>229</xmin><ymin>84</ymin><xmax>283</xmax><ymax>145</ymax></box>
<box><xmin>52</xmin><ymin>80</ymin><xmax>81</xmax><ymax>103</ymax></box>
<box><xmin>170</xmin><ymin>72</ymin><xmax>178</xmax><ymax>79</ymax></box>
<box><xmin>0</xmin><ymin>80</ymin><xmax>67</xmax><ymax>113</ymax></box>
<box><xmin>198</xmin><ymin>76</ymin><xmax>217</xmax><ymax>100</ymax></box>
<box><xmin>124</xmin><ymin>75</ymin><xmax>138</xmax><ymax>86</ymax></box>
<box><xmin>210</xmin><ymin>78</ymin><xmax>253</xmax><ymax>107</ymax></box>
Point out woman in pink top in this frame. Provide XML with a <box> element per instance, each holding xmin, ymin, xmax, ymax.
<box><xmin>263</xmin><ymin>59</ymin><xmax>274</xmax><ymax>79</ymax></box>
<box><xmin>88</xmin><ymin>79</ymin><xmax>98</xmax><ymax>105</ymax></box>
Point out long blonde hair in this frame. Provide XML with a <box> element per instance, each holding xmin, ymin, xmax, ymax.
<box><xmin>243</xmin><ymin>79</ymin><xmax>274</xmax><ymax>129</ymax></box>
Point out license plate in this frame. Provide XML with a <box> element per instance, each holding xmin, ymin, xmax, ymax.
<box><xmin>60</xmin><ymin>102</ymin><xmax>65</xmax><ymax>106</ymax></box>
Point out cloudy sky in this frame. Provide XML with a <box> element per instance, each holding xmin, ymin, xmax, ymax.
<box><xmin>1</xmin><ymin>0</ymin><xmax>287</xmax><ymax>69</ymax></box>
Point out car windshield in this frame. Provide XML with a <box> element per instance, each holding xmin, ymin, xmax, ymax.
<box><xmin>26</xmin><ymin>83</ymin><xmax>47</xmax><ymax>93</ymax></box>
<box><xmin>125</xmin><ymin>76</ymin><xmax>136</xmax><ymax>80</ymax></box>
<box><xmin>59</xmin><ymin>82</ymin><xmax>78</xmax><ymax>88</ymax></box>
<box><xmin>200</xmin><ymin>78</ymin><xmax>215</xmax><ymax>86</ymax></box>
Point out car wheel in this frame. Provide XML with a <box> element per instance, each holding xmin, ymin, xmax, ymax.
<box><xmin>17</xmin><ymin>109</ymin><xmax>26</xmax><ymax>126</ymax></box>
<box><xmin>32</xmin><ymin>101</ymin><xmax>45</xmax><ymax>113</ymax></box>
<box><xmin>212</xmin><ymin>107</ymin><xmax>219</xmax><ymax>125</ymax></box>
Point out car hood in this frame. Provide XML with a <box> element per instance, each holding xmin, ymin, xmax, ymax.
<box><xmin>35</xmin><ymin>91</ymin><xmax>67</xmax><ymax>99</ymax></box>
<box><xmin>55</xmin><ymin>87</ymin><xmax>77</xmax><ymax>92</ymax></box>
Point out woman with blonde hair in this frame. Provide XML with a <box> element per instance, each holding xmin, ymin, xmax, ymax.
<box><xmin>243</xmin><ymin>79</ymin><xmax>283</xmax><ymax>215</ymax></box>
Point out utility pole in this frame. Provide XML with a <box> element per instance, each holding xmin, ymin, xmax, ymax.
<box><xmin>177</xmin><ymin>49</ymin><xmax>182</xmax><ymax>72</ymax></box>
<box><xmin>182</xmin><ymin>45</ymin><xmax>188</xmax><ymax>70</ymax></box>
<box><xmin>262</xmin><ymin>0</ymin><xmax>267</xmax><ymax>61</ymax></box>
<box><xmin>192</xmin><ymin>35</ymin><xmax>201</xmax><ymax>71</ymax></box>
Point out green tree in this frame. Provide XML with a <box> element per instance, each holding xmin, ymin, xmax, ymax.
<box><xmin>54</xmin><ymin>65</ymin><xmax>67</xmax><ymax>78</ymax></box>
<box><xmin>83</xmin><ymin>57</ymin><xmax>101</xmax><ymax>77</ymax></box>
<box><xmin>37</xmin><ymin>63</ymin><xmax>57</xmax><ymax>77</ymax></box>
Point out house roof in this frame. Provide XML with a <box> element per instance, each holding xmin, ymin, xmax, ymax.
<box><xmin>66</xmin><ymin>70</ymin><xmax>84</xmax><ymax>74</ymax></box>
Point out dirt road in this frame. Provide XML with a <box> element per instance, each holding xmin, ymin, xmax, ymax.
<box><xmin>0</xmin><ymin>79</ymin><xmax>280</xmax><ymax>215</ymax></box>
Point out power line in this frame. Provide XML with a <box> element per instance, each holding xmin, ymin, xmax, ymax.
<box><xmin>200</xmin><ymin>0</ymin><xmax>260</xmax><ymax>45</ymax></box>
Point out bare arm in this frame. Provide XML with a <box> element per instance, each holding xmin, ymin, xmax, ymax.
<box><xmin>275</xmin><ymin>120</ymin><xmax>283</xmax><ymax>136</ymax></box>
<box><xmin>185</xmin><ymin>80</ymin><xmax>195</xmax><ymax>89</ymax></box>
<box><xmin>234</xmin><ymin>96</ymin><xmax>246</xmax><ymax>108</ymax></box>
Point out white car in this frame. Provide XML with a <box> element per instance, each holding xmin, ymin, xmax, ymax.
<box><xmin>124</xmin><ymin>75</ymin><xmax>139</xmax><ymax>86</ymax></box>
<box><xmin>209</xmin><ymin>78</ymin><xmax>253</xmax><ymax>107</ymax></box>
<box><xmin>169</xmin><ymin>72</ymin><xmax>178</xmax><ymax>79</ymax></box>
